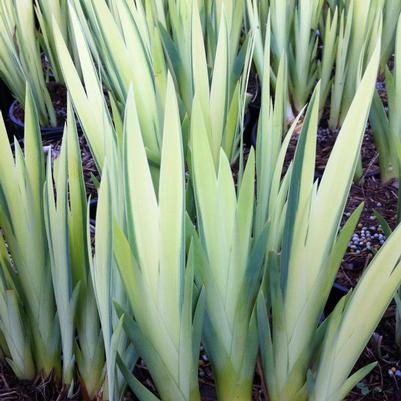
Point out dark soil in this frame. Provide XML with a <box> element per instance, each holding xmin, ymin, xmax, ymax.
<box><xmin>304</xmin><ymin>116</ymin><xmax>401</xmax><ymax>401</ymax></box>
<box><xmin>345</xmin><ymin>312</ymin><xmax>401</xmax><ymax>401</ymax></box>
<box><xmin>333</xmin><ymin>131</ymin><xmax>400</xmax><ymax>401</ymax></box>
<box><xmin>252</xmin><ymin>118</ymin><xmax>401</xmax><ymax>401</ymax></box>
<box><xmin>12</xmin><ymin>81</ymin><xmax>67</xmax><ymax>128</ymax></box>
<box><xmin>0</xmin><ymin>366</ymin><xmax>79</xmax><ymax>401</ymax></box>
<box><xmin>127</xmin><ymin>353</ymin><xmax>266</xmax><ymax>401</ymax></box>
<box><xmin>42</xmin><ymin>135</ymin><xmax>99</xmax><ymax>200</ymax></box>
<box><xmin>1</xmin><ymin>82</ymin><xmax>401</xmax><ymax>401</ymax></box>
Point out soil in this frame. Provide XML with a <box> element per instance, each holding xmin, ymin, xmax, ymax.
<box><xmin>12</xmin><ymin>81</ymin><xmax>67</xmax><ymax>128</ymax></box>
<box><xmin>1</xmin><ymin>81</ymin><xmax>401</xmax><ymax>401</ymax></box>
<box><xmin>314</xmin><ymin>127</ymin><xmax>401</xmax><ymax>401</ymax></box>
<box><xmin>232</xmin><ymin>109</ymin><xmax>401</xmax><ymax>400</ymax></box>
<box><xmin>42</xmin><ymin>135</ymin><xmax>99</xmax><ymax>200</ymax></box>
<box><xmin>0</xmin><ymin>366</ymin><xmax>78</xmax><ymax>401</ymax></box>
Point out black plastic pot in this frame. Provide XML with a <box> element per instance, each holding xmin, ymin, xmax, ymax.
<box><xmin>323</xmin><ymin>282</ymin><xmax>349</xmax><ymax>319</ymax></box>
<box><xmin>249</xmin><ymin>120</ymin><xmax>258</xmax><ymax>148</ymax></box>
<box><xmin>243</xmin><ymin>112</ymin><xmax>254</xmax><ymax>147</ymax></box>
<box><xmin>89</xmin><ymin>198</ymin><xmax>97</xmax><ymax>227</ymax></box>
<box><xmin>243</xmin><ymin>73</ymin><xmax>261</xmax><ymax>148</ymax></box>
<box><xmin>0</xmin><ymin>80</ymin><xmax>13</xmax><ymax>115</ymax></box>
<box><xmin>8</xmin><ymin>100</ymin><xmax>65</xmax><ymax>142</ymax></box>
<box><xmin>243</xmin><ymin>103</ymin><xmax>261</xmax><ymax>148</ymax></box>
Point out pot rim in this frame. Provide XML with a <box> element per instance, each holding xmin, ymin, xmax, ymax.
<box><xmin>9</xmin><ymin>100</ymin><xmax>65</xmax><ymax>134</ymax></box>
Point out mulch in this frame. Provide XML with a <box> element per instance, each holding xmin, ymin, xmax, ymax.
<box><xmin>13</xmin><ymin>82</ymin><xmax>67</xmax><ymax>128</ymax></box>
<box><xmin>313</xmin><ymin>126</ymin><xmax>401</xmax><ymax>401</ymax></box>
<box><xmin>1</xmin><ymin>84</ymin><xmax>401</xmax><ymax>401</ymax></box>
<box><xmin>0</xmin><ymin>367</ymin><xmax>77</xmax><ymax>401</ymax></box>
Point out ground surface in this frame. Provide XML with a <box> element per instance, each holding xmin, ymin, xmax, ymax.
<box><xmin>1</xmin><ymin>88</ymin><xmax>401</xmax><ymax>401</ymax></box>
